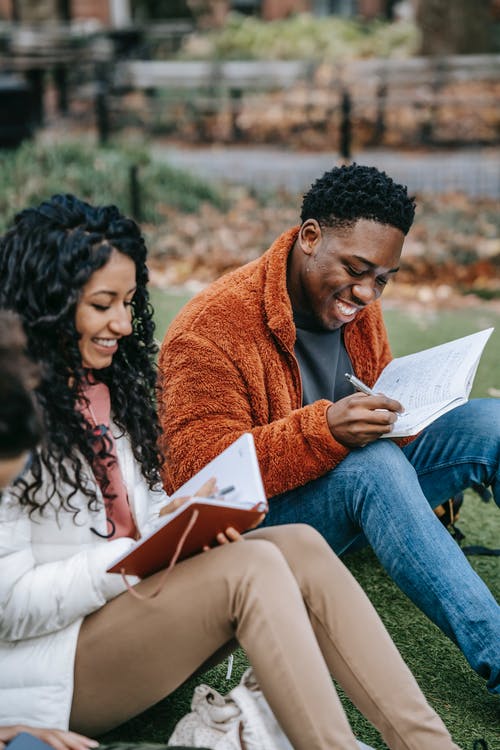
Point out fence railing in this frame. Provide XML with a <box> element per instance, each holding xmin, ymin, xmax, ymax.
<box><xmin>114</xmin><ymin>59</ymin><xmax>312</xmax><ymax>90</ymax></box>
<box><xmin>0</xmin><ymin>20</ymin><xmax>499</xmax><ymax>152</ymax></box>
<box><xmin>105</xmin><ymin>54</ymin><xmax>500</xmax><ymax>150</ymax></box>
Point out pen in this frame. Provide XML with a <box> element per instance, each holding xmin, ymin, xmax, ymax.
<box><xmin>206</xmin><ymin>485</ymin><xmax>235</xmax><ymax>499</ymax></box>
<box><xmin>344</xmin><ymin>372</ymin><xmax>375</xmax><ymax>396</ymax></box>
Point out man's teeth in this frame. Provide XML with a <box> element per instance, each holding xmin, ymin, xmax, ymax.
<box><xmin>336</xmin><ymin>300</ymin><xmax>357</xmax><ymax>316</ymax></box>
<box><xmin>94</xmin><ymin>338</ymin><xmax>117</xmax><ymax>348</ymax></box>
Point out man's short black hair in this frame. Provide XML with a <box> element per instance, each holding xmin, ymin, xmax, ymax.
<box><xmin>300</xmin><ymin>163</ymin><xmax>416</xmax><ymax>235</ymax></box>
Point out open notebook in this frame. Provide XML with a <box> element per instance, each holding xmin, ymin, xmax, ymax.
<box><xmin>376</xmin><ymin>327</ymin><xmax>494</xmax><ymax>438</ymax></box>
<box><xmin>107</xmin><ymin>433</ymin><xmax>267</xmax><ymax>577</ymax></box>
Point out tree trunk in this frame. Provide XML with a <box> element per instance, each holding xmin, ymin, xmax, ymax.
<box><xmin>416</xmin><ymin>0</ymin><xmax>494</xmax><ymax>55</ymax></box>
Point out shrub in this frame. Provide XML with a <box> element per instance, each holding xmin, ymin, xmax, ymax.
<box><xmin>0</xmin><ymin>139</ymin><xmax>227</xmax><ymax>231</ymax></box>
<box><xmin>178</xmin><ymin>12</ymin><xmax>420</xmax><ymax>62</ymax></box>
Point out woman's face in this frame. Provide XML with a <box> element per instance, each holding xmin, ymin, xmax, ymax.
<box><xmin>75</xmin><ymin>249</ymin><xmax>136</xmax><ymax>370</ymax></box>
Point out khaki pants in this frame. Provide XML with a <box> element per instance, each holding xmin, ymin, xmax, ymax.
<box><xmin>71</xmin><ymin>525</ymin><xmax>459</xmax><ymax>750</ymax></box>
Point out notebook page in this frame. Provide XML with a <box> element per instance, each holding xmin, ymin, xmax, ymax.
<box><xmin>373</xmin><ymin>328</ymin><xmax>493</xmax><ymax>413</ymax></box>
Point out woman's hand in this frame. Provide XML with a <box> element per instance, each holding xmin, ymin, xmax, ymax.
<box><xmin>0</xmin><ymin>726</ymin><xmax>98</xmax><ymax>750</ymax></box>
<box><xmin>204</xmin><ymin>512</ymin><xmax>266</xmax><ymax>549</ymax></box>
<box><xmin>158</xmin><ymin>477</ymin><xmax>266</xmax><ymax>548</ymax></box>
<box><xmin>159</xmin><ymin>477</ymin><xmax>218</xmax><ymax>517</ymax></box>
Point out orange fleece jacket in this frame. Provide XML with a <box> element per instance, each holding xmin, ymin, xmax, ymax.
<box><xmin>159</xmin><ymin>227</ymin><xmax>395</xmax><ymax>499</ymax></box>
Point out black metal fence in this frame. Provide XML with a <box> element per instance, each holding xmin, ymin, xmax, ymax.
<box><xmin>0</xmin><ymin>22</ymin><xmax>499</xmax><ymax>154</ymax></box>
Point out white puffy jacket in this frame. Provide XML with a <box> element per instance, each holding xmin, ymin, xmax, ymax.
<box><xmin>0</xmin><ymin>424</ymin><xmax>168</xmax><ymax>730</ymax></box>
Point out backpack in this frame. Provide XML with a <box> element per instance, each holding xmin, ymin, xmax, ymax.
<box><xmin>434</xmin><ymin>485</ymin><xmax>499</xmax><ymax>556</ymax></box>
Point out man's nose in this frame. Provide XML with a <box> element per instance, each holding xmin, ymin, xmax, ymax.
<box><xmin>352</xmin><ymin>280</ymin><xmax>378</xmax><ymax>305</ymax></box>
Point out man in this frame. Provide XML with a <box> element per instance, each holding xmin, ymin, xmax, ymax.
<box><xmin>158</xmin><ymin>164</ymin><xmax>500</xmax><ymax>693</ymax></box>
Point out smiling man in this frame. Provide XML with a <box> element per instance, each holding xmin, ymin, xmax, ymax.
<box><xmin>158</xmin><ymin>164</ymin><xmax>500</xmax><ymax>693</ymax></box>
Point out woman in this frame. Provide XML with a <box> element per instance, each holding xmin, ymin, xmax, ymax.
<box><xmin>0</xmin><ymin>194</ymin><xmax>460</xmax><ymax>750</ymax></box>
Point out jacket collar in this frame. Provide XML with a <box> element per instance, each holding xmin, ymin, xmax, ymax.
<box><xmin>263</xmin><ymin>226</ymin><xmax>300</xmax><ymax>353</ymax></box>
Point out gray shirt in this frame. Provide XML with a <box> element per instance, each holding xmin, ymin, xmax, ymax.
<box><xmin>293</xmin><ymin>310</ymin><xmax>355</xmax><ymax>406</ymax></box>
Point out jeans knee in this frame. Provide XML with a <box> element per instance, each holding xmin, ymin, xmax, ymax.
<box><xmin>475</xmin><ymin>399</ymin><xmax>500</xmax><ymax>444</ymax></box>
<box><xmin>452</xmin><ymin>399</ymin><xmax>500</xmax><ymax>439</ymax></box>
<box><xmin>341</xmin><ymin>440</ymin><xmax>417</xmax><ymax>492</ymax></box>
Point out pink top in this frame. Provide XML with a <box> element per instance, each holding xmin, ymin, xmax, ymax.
<box><xmin>78</xmin><ymin>381</ymin><xmax>138</xmax><ymax>540</ymax></box>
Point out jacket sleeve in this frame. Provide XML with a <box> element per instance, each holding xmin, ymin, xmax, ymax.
<box><xmin>143</xmin><ymin>485</ymin><xmax>170</xmax><ymax>531</ymax></box>
<box><xmin>159</xmin><ymin>332</ymin><xmax>349</xmax><ymax>499</ymax></box>
<box><xmin>0</xmin><ymin>497</ymin><xmax>137</xmax><ymax>642</ymax></box>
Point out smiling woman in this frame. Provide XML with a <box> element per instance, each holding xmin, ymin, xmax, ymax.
<box><xmin>0</xmin><ymin>194</ymin><xmax>160</xmax><ymax>517</ymax></box>
<box><xmin>75</xmin><ymin>251</ymin><xmax>136</xmax><ymax>370</ymax></box>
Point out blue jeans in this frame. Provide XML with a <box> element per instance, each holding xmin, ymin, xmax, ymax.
<box><xmin>262</xmin><ymin>399</ymin><xmax>500</xmax><ymax>693</ymax></box>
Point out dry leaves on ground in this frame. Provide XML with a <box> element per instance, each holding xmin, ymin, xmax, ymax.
<box><xmin>146</xmin><ymin>190</ymin><xmax>500</xmax><ymax>311</ymax></box>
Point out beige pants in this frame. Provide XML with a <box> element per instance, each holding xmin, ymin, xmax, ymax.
<box><xmin>70</xmin><ymin>525</ymin><xmax>459</xmax><ymax>750</ymax></box>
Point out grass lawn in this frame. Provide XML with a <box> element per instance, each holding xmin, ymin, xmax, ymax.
<box><xmin>100</xmin><ymin>292</ymin><xmax>500</xmax><ymax>750</ymax></box>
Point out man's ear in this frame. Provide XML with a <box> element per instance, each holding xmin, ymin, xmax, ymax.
<box><xmin>298</xmin><ymin>219</ymin><xmax>322</xmax><ymax>256</ymax></box>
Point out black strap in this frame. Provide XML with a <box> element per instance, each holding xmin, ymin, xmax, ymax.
<box><xmin>472</xmin><ymin>740</ymin><xmax>489</xmax><ymax>750</ymax></box>
<box><xmin>462</xmin><ymin>545</ymin><xmax>500</xmax><ymax>557</ymax></box>
<box><xmin>448</xmin><ymin>523</ymin><xmax>500</xmax><ymax>557</ymax></box>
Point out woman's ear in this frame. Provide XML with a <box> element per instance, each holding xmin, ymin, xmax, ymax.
<box><xmin>298</xmin><ymin>219</ymin><xmax>322</xmax><ymax>257</ymax></box>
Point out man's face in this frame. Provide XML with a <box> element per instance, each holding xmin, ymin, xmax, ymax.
<box><xmin>292</xmin><ymin>218</ymin><xmax>404</xmax><ymax>330</ymax></box>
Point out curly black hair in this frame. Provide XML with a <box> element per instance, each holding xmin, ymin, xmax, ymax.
<box><xmin>300</xmin><ymin>163</ymin><xmax>416</xmax><ymax>235</ymax></box>
<box><xmin>0</xmin><ymin>194</ymin><xmax>161</xmax><ymax>514</ymax></box>
<box><xmin>0</xmin><ymin>310</ymin><xmax>41</xmax><ymax>460</ymax></box>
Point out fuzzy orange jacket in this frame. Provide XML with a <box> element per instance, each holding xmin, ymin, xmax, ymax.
<box><xmin>158</xmin><ymin>227</ymin><xmax>395</xmax><ymax>499</ymax></box>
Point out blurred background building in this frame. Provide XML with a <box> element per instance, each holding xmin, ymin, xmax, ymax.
<box><xmin>0</xmin><ymin>1</ymin><xmax>497</xmax><ymax>27</ymax></box>
<box><xmin>0</xmin><ymin>0</ymin><xmax>498</xmax><ymax>149</ymax></box>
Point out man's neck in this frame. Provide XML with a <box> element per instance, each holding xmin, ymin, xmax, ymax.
<box><xmin>286</xmin><ymin>238</ymin><xmax>307</xmax><ymax>316</ymax></box>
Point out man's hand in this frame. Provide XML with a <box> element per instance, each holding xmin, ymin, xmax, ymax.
<box><xmin>0</xmin><ymin>726</ymin><xmax>98</xmax><ymax>750</ymax></box>
<box><xmin>327</xmin><ymin>392</ymin><xmax>403</xmax><ymax>448</ymax></box>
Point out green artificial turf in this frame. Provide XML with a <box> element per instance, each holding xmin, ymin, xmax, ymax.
<box><xmin>99</xmin><ymin>296</ymin><xmax>499</xmax><ymax>750</ymax></box>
